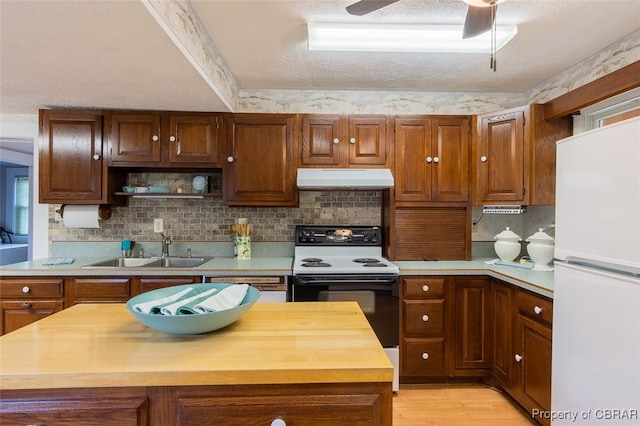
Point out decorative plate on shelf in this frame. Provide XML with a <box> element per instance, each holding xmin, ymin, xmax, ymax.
<box><xmin>192</xmin><ymin>176</ymin><xmax>207</xmax><ymax>193</ymax></box>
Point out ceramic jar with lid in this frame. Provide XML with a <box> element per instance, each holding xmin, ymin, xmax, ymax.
<box><xmin>526</xmin><ymin>228</ymin><xmax>555</xmax><ymax>269</ymax></box>
<box><xmin>493</xmin><ymin>227</ymin><xmax>522</xmax><ymax>262</ymax></box>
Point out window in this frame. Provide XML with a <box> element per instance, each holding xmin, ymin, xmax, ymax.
<box><xmin>14</xmin><ymin>175</ymin><xmax>29</xmax><ymax>235</ymax></box>
<box><xmin>575</xmin><ymin>87</ymin><xmax>640</xmax><ymax>133</ymax></box>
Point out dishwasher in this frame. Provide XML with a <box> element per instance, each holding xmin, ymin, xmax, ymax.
<box><xmin>203</xmin><ymin>276</ymin><xmax>288</xmax><ymax>302</ymax></box>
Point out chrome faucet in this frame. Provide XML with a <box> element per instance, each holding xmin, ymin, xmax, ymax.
<box><xmin>160</xmin><ymin>233</ymin><xmax>172</xmax><ymax>257</ymax></box>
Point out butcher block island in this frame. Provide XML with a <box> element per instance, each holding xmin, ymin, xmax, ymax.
<box><xmin>0</xmin><ymin>302</ymin><xmax>393</xmax><ymax>425</ymax></box>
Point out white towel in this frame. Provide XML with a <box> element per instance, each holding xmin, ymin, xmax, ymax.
<box><xmin>133</xmin><ymin>287</ymin><xmax>194</xmax><ymax>314</ymax></box>
<box><xmin>160</xmin><ymin>287</ymin><xmax>219</xmax><ymax>316</ymax></box>
<box><xmin>192</xmin><ymin>284</ymin><xmax>249</xmax><ymax>314</ymax></box>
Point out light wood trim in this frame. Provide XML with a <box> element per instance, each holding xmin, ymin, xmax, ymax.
<box><xmin>543</xmin><ymin>60</ymin><xmax>640</xmax><ymax>119</ymax></box>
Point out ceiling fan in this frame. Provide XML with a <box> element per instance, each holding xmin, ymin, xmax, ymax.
<box><xmin>345</xmin><ymin>0</ymin><xmax>505</xmax><ymax>70</ymax></box>
<box><xmin>346</xmin><ymin>0</ymin><xmax>502</xmax><ymax>39</ymax></box>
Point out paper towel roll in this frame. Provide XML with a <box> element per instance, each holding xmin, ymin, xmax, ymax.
<box><xmin>63</xmin><ymin>205</ymin><xmax>100</xmax><ymax>228</ymax></box>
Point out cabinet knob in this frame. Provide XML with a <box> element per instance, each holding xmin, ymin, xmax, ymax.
<box><xmin>227</xmin><ymin>156</ymin><xmax>235</xmax><ymax>163</ymax></box>
<box><xmin>349</xmin><ymin>137</ymin><xmax>356</xmax><ymax>144</ymax></box>
<box><xmin>433</xmin><ymin>156</ymin><xmax>439</xmax><ymax>163</ymax></box>
<box><xmin>422</xmin><ymin>285</ymin><xmax>429</xmax><ymax>292</ymax></box>
<box><xmin>271</xmin><ymin>419</ymin><xmax>286</xmax><ymax>426</ymax></box>
<box><xmin>426</xmin><ymin>156</ymin><xmax>433</xmax><ymax>163</ymax></box>
<box><xmin>22</xmin><ymin>302</ymin><xmax>32</xmax><ymax>309</ymax></box>
<box><xmin>169</xmin><ymin>136</ymin><xmax>176</xmax><ymax>142</ymax></box>
<box><xmin>22</xmin><ymin>286</ymin><xmax>30</xmax><ymax>294</ymax></box>
<box><xmin>480</xmin><ymin>155</ymin><xmax>488</xmax><ymax>163</ymax></box>
<box><xmin>514</xmin><ymin>353</ymin><xmax>522</xmax><ymax>362</ymax></box>
<box><xmin>422</xmin><ymin>352</ymin><xmax>429</xmax><ymax>360</ymax></box>
<box><xmin>533</xmin><ymin>305</ymin><xmax>543</xmax><ymax>315</ymax></box>
<box><xmin>422</xmin><ymin>314</ymin><xmax>429</xmax><ymax>322</ymax></box>
<box><xmin>92</xmin><ymin>154</ymin><xmax>100</xmax><ymax>160</ymax></box>
<box><xmin>333</xmin><ymin>138</ymin><xmax>339</xmax><ymax>144</ymax></box>
<box><xmin>152</xmin><ymin>135</ymin><xmax>159</xmax><ymax>142</ymax></box>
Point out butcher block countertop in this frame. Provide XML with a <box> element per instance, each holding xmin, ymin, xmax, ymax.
<box><xmin>0</xmin><ymin>302</ymin><xmax>393</xmax><ymax>391</ymax></box>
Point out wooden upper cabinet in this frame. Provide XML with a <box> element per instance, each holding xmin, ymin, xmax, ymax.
<box><xmin>108</xmin><ymin>112</ymin><xmax>221</xmax><ymax>168</ymax></box>
<box><xmin>394</xmin><ymin>116</ymin><xmax>469</xmax><ymax>202</ymax></box>
<box><xmin>224</xmin><ymin>113</ymin><xmax>299</xmax><ymax>207</ymax></box>
<box><xmin>39</xmin><ymin>109</ymin><xmax>124</xmax><ymax>204</ymax></box>
<box><xmin>299</xmin><ymin>114</ymin><xmax>391</xmax><ymax>167</ymax></box>
<box><xmin>473</xmin><ymin>105</ymin><xmax>572</xmax><ymax>206</ymax></box>
<box><xmin>475</xmin><ymin>108</ymin><xmax>526</xmax><ymax>204</ymax></box>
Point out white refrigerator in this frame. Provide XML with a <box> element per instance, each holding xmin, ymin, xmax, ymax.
<box><xmin>552</xmin><ymin>117</ymin><xmax>640</xmax><ymax>425</ymax></box>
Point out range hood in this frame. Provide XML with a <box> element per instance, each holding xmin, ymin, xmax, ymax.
<box><xmin>297</xmin><ymin>168</ymin><xmax>394</xmax><ymax>190</ymax></box>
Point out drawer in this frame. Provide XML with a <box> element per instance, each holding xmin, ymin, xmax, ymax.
<box><xmin>402</xmin><ymin>277</ymin><xmax>446</xmax><ymax>298</ymax></box>
<box><xmin>403</xmin><ymin>299</ymin><xmax>445</xmax><ymax>336</ymax></box>
<box><xmin>69</xmin><ymin>277</ymin><xmax>131</xmax><ymax>302</ymax></box>
<box><xmin>401</xmin><ymin>338</ymin><xmax>446</xmax><ymax>376</ymax></box>
<box><xmin>517</xmin><ymin>290</ymin><xmax>553</xmax><ymax>326</ymax></box>
<box><xmin>0</xmin><ymin>278</ymin><xmax>64</xmax><ymax>298</ymax></box>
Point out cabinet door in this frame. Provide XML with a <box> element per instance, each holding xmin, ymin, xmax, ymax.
<box><xmin>490</xmin><ymin>280</ymin><xmax>515</xmax><ymax>389</ymax></box>
<box><xmin>476</xmin><ymin>109</ymin><xmax>525</xmax><ymax>203</ymax></box>
<box><xmin>515</xmin><ymin>314</ymin><xmax>552</xmax><ymax>423</ymax></box>
<box><xmin>432</xmin><ymin>117</ymin><xmax>469</xmax><ymax>201</ymax></box>
<box><xmin>109</xmin><ymin>112</ymin><xmax>162</xmax><ymax>164</ymax></box>
<box><xmin>136</xmin><ymin>276</ymin><xmax>201</xmax><ymax>294</ymax></box>
<box><xmin>453</xmin><ymin>278</ymin><xmax>490</xmax><ymax>371</ymax></box>
<box><xmin>0</xmin><ymin>300</ymin><xmax>63</xmax><ymax>335</ymax></box>
<box><xmin>348</xmin><ymin>116</ymin><xmax>389</xmax><ymax>166</ymax></box>
<box><xmin>224</xmin><ymin>114</ymin><xmax>298</xmax><ymax>206</ymax></box>
<box><xmin>168</xmin><ymin>114</ymin><xmax>221</xmax><ymax>166</ymax></box>
<box><xmin>67</xmin><ymin>277</ymin><xmax>132</xmax><ymax>304</ymax></box>
<box><xmin>300</xmin><ymin>114</ymin><xmax>342</xmax><ymax>166</ymax></box>
<box><xmin>39</xmin><ymin>110</ymin><xmax>105</xmax><ymax>203</ymax></box>
<box><xmin>394</xmin><ymin>117</ymin><xmax>432</xmax><ymax>201</ymax></box>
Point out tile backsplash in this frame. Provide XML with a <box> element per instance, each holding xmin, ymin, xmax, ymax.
<box><xmin>48</xmin><ymin>172</ymin><xmax>382</xmax><ymax>244</ymax></box>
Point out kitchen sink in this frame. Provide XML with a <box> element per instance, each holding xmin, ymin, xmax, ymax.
<box><xmin>83</xmin><ymin>256</ymin><xmax>212</xmax><ymax>269</ymax></box>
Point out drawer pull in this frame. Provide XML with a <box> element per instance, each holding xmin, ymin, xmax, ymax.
<box><xmin>422</xmin><ymin>285</ymin><xmax>429</xmax><ymax>292</ymax></box>
<box><xmin>22</xmin><ymin>286</ymin><xmax>30</xmax><ymax>294</ymax></box>
<box><xmin>514</xmin><ymin>354</ymin><xmax>522</xmax><ymax>362</ymax></box>
<box><xmin>22</xmin><ymin>302</ymin><xmax>32</xmax><ymax>309</ymax></box>
<box><xmin>533</xmin><ymin>305</ymin><xmax>543</xmax><ymax>315</ymax></box>
<box><xmin>333</xmin><ymin>138</ymin><xmax>339</xmax><ymax>144</ymax></box>
<box><xmin>271</xmin><ymin>419</ymin><xmax>286</xmax><ymax>426</ymax></box>
<box><xmin>422</xmin><ymin>352</ymin><xmax>429</xmax><ymax>360</ymax></box>
<box><xmin>422</xmin><ymin>314</ymin><xmax>429</xmax><ymax>322</ymax></box>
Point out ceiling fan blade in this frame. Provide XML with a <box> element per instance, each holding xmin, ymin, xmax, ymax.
<box><xmin>462</xmin><ymin>5</ymin><xmax>496</xmax><ymax>39</ymax></box>
<box><xmin>346</xmin><ymin>0</ymin><xmax>400</xmax><ymax>16</ymax></box>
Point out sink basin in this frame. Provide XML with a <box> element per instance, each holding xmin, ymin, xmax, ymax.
<box><xmin>83</xmin><ymin>256</ymin><xmax>212</xmax><ymax>269</ymax></box>
<box><xmin>153</xmin><ymin>257</ymin><xmax>211</xmax><ymax>268</ymax></box>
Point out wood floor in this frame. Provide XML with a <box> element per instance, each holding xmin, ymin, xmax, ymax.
<box><xmin>393</xmin><ymin>384</ymin><xmax>535</xmax><ymax>426</ymax></box>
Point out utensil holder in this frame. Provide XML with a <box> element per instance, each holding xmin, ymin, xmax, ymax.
<box><xmin>234</xmin><ymin>236</ymin><xmax>251</xmax><ymax>259</ymax></box>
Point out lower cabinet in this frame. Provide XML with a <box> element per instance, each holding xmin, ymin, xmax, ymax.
<box><xmin>0</xmin><ymin>383</ymin><xmax>391</xmax><ymax>426</ymax></box>
<box><xmin>0</xmin><ymin>278</ymin><xmax>64</xmax><ymax>335</ymax></box>
<box><xmin>400</xmin><ymin>275</ymin><xmax>553</xmax><ymax>425</ymax></box>
<box><xmin>0</xmin><ymin>275</ymin><xmax>202</xmax><ymax>335</ymax></box>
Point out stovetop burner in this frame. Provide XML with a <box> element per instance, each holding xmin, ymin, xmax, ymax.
<box><xmin>301</xmin><ymin>262</ymin><xmax>332</xmax><ymax>268</ymax></box>
<box><xmin>302</xmin><ymin>258</ymin><xmax>323</xmax><ymax>263</ymax></box>
<box><xmin>363</xmin><ymin>263</ymin><xmax>388</xmax><ymax>267</ymax></box>
<box><xmin>353</xmin><ymin>258</ymin><xmax>381</xmax><ymax>264</ymax></box>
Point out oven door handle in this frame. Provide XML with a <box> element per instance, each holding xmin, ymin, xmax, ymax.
<box><xmin>294</xmin><ymin>277</ymin><xmax>397</xmax><ymax>285</ymax></box>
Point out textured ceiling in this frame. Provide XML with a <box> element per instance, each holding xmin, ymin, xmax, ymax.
<box><xmin>1</xmin><ymin>0</ymin><xmax>639</xmax><ymax>114</ymax></box>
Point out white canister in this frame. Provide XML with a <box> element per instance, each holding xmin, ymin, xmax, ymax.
<box><xmin>526</xmin><ymin>228</ymin><xmax>555</xmax><ymax>269</ymax></box>
<box><xmin>493</xmin><ymin>227</ymin><xmax>522</xmax><ymax>262</ymax></box>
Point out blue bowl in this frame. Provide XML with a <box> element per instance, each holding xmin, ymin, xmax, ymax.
<box><xmin>126</xmin><ymin>283</ymin><xmax>260</xmax><ymax>334</ymax></box>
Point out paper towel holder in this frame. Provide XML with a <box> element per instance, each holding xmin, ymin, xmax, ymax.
<box><xmin>56</xmin><ymin>204</ymin><xmax>113</xmax><ymax>221</ymax></box>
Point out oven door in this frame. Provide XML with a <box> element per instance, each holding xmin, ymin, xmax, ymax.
<box><xmin>291</xmin><ymin>274</ymin><xmax>399</xmax><ymax>348</ymax></box>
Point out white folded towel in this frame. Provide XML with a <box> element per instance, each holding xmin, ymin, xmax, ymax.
<box><xmin>133</xmin><ymin>287</ymin><xmax>194</xmax><ymax>314</ymax></box>
<box><xmin>160</xmin><ymin>287</ymin><xmax>219</xmax><ymax>316</ymax></box>
<box><xmin>191</xmin><ymin>284</ymin><xmax>249</xmax><ymax>314</ymax></box>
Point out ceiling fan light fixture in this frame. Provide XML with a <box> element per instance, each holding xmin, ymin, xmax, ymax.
<box><xmin>307</xmin><ymin>23</ymin><xmax>517</xmax><ymax>53</ymax></box>
<box><xmin>463</xmin><ymin>0</ymin><xmax>506</xmax><ymax>7</ymax></box>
